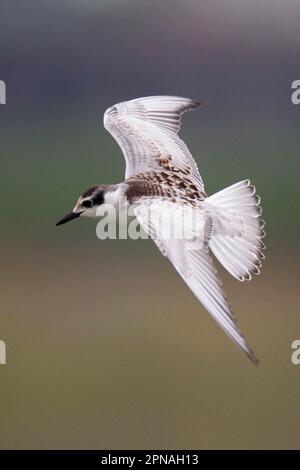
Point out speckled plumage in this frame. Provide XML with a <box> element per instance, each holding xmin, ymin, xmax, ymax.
<box><xmin>124</xmin><ymin>170</ymin><xmax>206</xmax><ymax>205</ymax></box>
<box><xmin>57</xmin><ymin>96</ymin><xmax>265</xmax><ymax>365</ymax></box>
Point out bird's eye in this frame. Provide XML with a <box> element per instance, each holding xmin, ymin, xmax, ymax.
<box><xmin>82</xmin><ymin>199</ymin><xmax>92</xmax><ymax>208</ymax></box>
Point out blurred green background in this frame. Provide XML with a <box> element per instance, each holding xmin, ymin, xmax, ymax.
<box><xmin>0</xmin><ymin>0</ymin><xmax>300</xmax><ymax>449</ymax></box>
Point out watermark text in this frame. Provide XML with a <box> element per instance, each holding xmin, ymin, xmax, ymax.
<box><xmin>95</xmin><ymin>199</ymin><xmax>206</xmax><ymax>251</ymax></box>
<box><xmin>0</xmin><ymin>340</ymin><xmax>6</xmax><ymax>365</ymax></box>
<box><xmin>0</xmin><ymin>80</ymin><xmax>6</xmax><ymax>104</ymax></box>
<box><xmin>291</xmin><ymin>340</ymin><xmax>300</xmax><ymax>365</ymax></box>
<box><xmin>291</xmin><ymin>80</ymin><xmax>300</xmax><ymax>105</ymax></box>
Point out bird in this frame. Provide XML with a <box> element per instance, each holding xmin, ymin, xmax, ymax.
<box><xmin>56</xmin><ymin>96</ymin><xmax>265</xmax><ymax>365</ymax></box>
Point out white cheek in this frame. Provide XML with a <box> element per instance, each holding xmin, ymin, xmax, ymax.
<box><xmin>104</xmin><ymin>188</ymin><xmax>123</xmax><ymax>207</ymax></box>
<box><xmin>81</xmin><ymin>207</ymin><xmax>98</xmax><ymax>218</ymax></box>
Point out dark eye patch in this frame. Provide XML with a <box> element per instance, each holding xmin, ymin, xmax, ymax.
<box><xmin>82</xmin><ymin>199</ymin><xmax>93</xmax><ymax>208</ymax></box>
<box><xmin>93</xmin><ymin>191</ymin><xmax>104</xmax><ymax>205</ymax></box>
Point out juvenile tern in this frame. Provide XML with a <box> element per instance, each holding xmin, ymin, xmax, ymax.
<box><xmin>56</xmin><ymin>96</ymin><xmax>265</xmax><ymax>364</ymax></box>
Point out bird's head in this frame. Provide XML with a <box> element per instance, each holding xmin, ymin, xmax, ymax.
<box><xmin>56</xmin><ymin>185</ymin><xmax>106</xmax><ymax>226</ymax></box>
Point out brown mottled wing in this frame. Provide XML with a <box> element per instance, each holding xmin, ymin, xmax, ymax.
<box><xmin>103</xmin><ymin>96</ymin><xmax>204</xmax><ymax>192</ymax></box>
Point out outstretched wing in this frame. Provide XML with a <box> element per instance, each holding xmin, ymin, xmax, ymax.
<box><xmin>134</xmin><ymin>202</ymin><xmax>259</xmax><ymax>365</ymax></box>
<box><xmin>103</xmin><ymin>96</ymin><xmax>204</xmax><ymax>191</ymax></box>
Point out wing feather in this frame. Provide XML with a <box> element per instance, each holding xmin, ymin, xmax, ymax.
<box><xmin>134</xmin><ymin>201</ymin><xmax>258</xmax><ymax>365</ymax></box>
<box><xmin>104</xmin><ymin>96</ymin><xmax>204</xmax><ymax>190</ymax></box>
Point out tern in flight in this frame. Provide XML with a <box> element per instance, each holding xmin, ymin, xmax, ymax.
<box><xmin>57</xmin><ymin>96</ymin><xmax>265</xmax><ymax>364</ymax></box>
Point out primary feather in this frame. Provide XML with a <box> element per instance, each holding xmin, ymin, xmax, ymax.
<box><xmin>103</xmin><ymin>96</ymin><xmax>264</xmax><ymax>364</ymax></box>
<box><xmin>104</xmin><ymin>96</ymin><xmax>204</xmax><ymax>190</ymax></box>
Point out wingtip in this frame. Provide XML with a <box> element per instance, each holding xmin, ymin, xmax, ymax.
<box><xmin>192</xmin><ymin>99</ymin><xmax>201</xmax><ymax>108</ymax></box>
<box><xmin>247</xmin><ymin>350</ymin><xmax>260</xmax><ymax>366</ymax></box>
<box><xmin>251</xmin><ymin>357</ymin><xmax>260</xmax><ymax>367</ymax></box>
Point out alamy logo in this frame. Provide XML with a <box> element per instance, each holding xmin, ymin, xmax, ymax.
<box><xmin>95</xmin><ymin>199</ymin><xmax>206</xmax><ymax>251</ymax></box>
<box><xmin>0</xmin><ymin>80</ymin><xmax>6</xmax><ymax>104</ymax></box>
<box><xmin>0</xmin><ymin>340</ymin><xmax>6</xmax><ymax>365</ymax></box>
<box><xmin>291</xmin><ymin>340</ymin><xmax>300</xmax><ymax>365</ymax></box>
<box><xmin>291</xmin><ymin>80</ymin><xmax>300</xmax><ymax>105</ymax></box>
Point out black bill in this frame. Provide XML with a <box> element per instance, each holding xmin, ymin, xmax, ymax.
<box><xmin>56</xmin><ymin>211</ymin><xmax>81</xmax><ymax>226</ymax></box>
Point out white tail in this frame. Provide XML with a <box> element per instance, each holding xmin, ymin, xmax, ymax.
<box><xmin>204</xmin><ymin>180</ymin><xmax>265</xmax><ymax>281</ymax></box>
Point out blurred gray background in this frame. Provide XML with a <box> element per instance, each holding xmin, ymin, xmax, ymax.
<box><xmin>0</xmin><ymin>0</ymin><xmax>299</xmax><ymax>449</ymax></box>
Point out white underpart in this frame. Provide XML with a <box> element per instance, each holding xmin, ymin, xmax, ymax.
<box><xmin>134</xmin><ymin>200</ymin><xmax>207</xmax><ymax>248</ymax></box>
<box><xmin>134</xmin><ymin>198</ymin><xmax>259</xmax><ymax>365</ymax></box>
<box><xmin>104</xmin><ymin>186</ymin><xmax>125</xmax><ymax>209</ymax></box>
<box><xmin>101</xmin><ymin>95</ymin><xmax>265</xmax><ymax>364</ymax></box>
